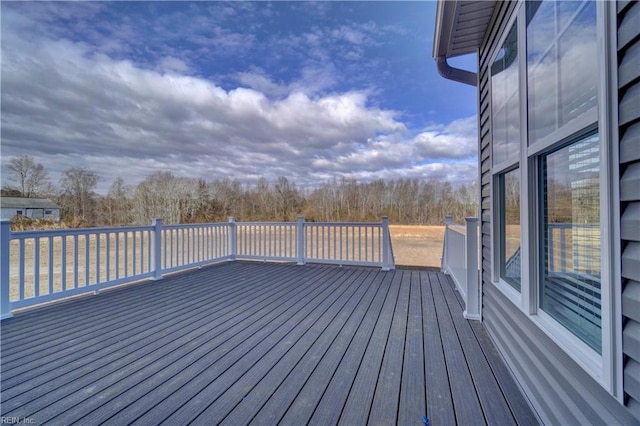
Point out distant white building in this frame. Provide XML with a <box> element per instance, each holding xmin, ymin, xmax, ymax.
<box><xmin>0</xmin><ymin>197</ymin><xmax>60</xmax><ymax>222</ymax></box>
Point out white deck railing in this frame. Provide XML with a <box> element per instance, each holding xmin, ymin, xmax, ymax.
<box><xmin>0</xmin><ymin>216</ymin><xmax>394</xmax><ymax>319</ymax></box>
<box><xmin>441</xmin><ymin>215</ymin><xmax>480</xmax><ymax>321</ymax></box>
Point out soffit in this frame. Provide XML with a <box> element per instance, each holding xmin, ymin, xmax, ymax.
<box><xmin>433</xmin><ymin>0</ymin><xmax>497</xmax><ymax>59</ymax></box>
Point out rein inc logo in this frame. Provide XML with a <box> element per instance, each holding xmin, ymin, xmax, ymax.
<box><xmin>1</xmin><ymin>418</ymin><xmax>35</xmax><ymax>424</ymax></box>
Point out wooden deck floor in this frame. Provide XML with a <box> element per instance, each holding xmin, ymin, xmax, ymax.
<box><xmin>0</xmin><ymin>262</ymin><xmax>537</xmax><ymax>425</ymax></box>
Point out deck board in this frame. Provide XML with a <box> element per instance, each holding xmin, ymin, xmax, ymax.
<box><xmin>438</xmin><ymin>273</ymin><xmax>516</xmax><ymax>426</ymax></box>
<box><xmin>398</xmin><ymin>271</ymin><xmax>427</xmax><ymax>426</ymax></box>
<box><xmin>368</xmin><ymin>270</ymin><xmax>411</xmax><ymax>425</ymax></box>
<box><xmin>77</xmin><ymin>265</ymin><xmax>350</xmax><ymax>425</ymax></box>
<box><xmin>431</xmin><ymin>272</ymin><xmax>486</xmax><ymax>425</ymax></box>
<box><xmin>1</xmin><ymin>262</ymin><xmax>538</xmax><ymax>425</ymax></box>
<box><xmin>421</xmin><ymin>271</ymin><xmax>456</xmax><ymax>426</ymax></box>
<box><xmin>323</xmin><ymin>271</ymin><xmax>404</xmax><ymax>426</ymax></box>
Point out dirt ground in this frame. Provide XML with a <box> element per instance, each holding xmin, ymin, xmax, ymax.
<box><xmin>389</xmin><ymin>225</ymin><xmax>445</xmax><ymax>268</ymax></box>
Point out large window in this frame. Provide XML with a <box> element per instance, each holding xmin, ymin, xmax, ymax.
<box><xmin>491</xmin><ymin>21</ymin><xmax>520</xmax><ymax>165</ymax></box>
<box><xmin>499</xmin><ymin>169</ymin><xmax>521</xmax><ymax>291</ymax></box>
<box><xmin>539</xmin><ymin>134</ymin><xmax>601</xmax><ymax>352</ymax></box>
<box><xmin>491</xmin><ymin>0</ymin><xmax>605</xmax><ymax>369</ymax></box>
<box><xmin>527</xmin><ymin>1</ymin><xmax>598</xmax><ymax>145</ymax></box>
<box><xmin>527</xmin><ymin>0</ymin><xmax>600</xmax><ymax>354</ymax></box>
<box><xmin>492</xmin><ymin>19</ymin><xmax>521</xmax><ymax>296</ymax></box>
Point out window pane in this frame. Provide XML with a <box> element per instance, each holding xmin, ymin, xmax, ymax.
<box><xmin>491</xmin><ymin>21</ymin><xmax>519</xmax><ymax>165</ymax></box>
<box><xmin>500</xmin><ymin>169</ymin><xmax>521</xmax><ymax>290</ymax></box>
<box><xmin>527</xmin><ymin>1</ymin><xmax>597</xmax><ymax>144</ymax></box>
<box><xmin>540</xmin><ymin>133</ymin><xmax>600</xmax><ymax>353</ymax></box>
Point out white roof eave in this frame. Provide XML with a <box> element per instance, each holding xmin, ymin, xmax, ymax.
<box><xmin>432</xmin><ymin>0</ymin><xmax>497</xmax><ymax>60</ymax></box>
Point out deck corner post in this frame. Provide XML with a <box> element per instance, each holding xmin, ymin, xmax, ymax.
<box><xmin>228</xmin><ymin>217</ymin><xmax>237</xmax><ymax>261</ymax></box>
<box><xmin>296</xmin><ymin>216</ymin><xmax>305</xmax><ymax>265</ymax></box>
<box><xmin>381</xmin><ymin>216</ymin><xmax>391</xmax><ymax>271</ymax></box>
<box><xmin>463</xmin><ymin>217</ymin><xmax>481</xmax><ymax>321</ymax></box>
<box><xmin>1</xmin><ymin>221</ymin><xmax>13</xmax><ymax>320</ymax></box>
<box><xmin>442</xmin><ymin>215</ymin><xmax>453</xmax><ymax>273</ymax></box>
<box><xmin>151</xmin><ymin>218</ymin><xmax>163</xmax><ymax>281</ymax></box>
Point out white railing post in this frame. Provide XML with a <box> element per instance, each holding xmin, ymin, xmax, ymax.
<box><xmin>296</xmin><ymin>216</ymin><xmax>305</xmax><ymax>265</ymax></box>
<box><xmin>1</xmin><ymin>221</ymin><xmax>13</xmax><ymax>320</ymax></box>
<box><xmin>381</xmin><ymin>216</ymin><xmax>391</xmax><ymax>271</ymax></box>
<box><xmin>228</xmin><ymin>217</ymin><xmax>237</xmax><ymax>260</ymax></box>
<box><xmin>442</xmin><ymin>215</ymin><xmax>453</xmax><ymax>272</ymax></box>
<box><xmin>151</xmin><ymin>218</ymin><xmax>163</xmax><ymax>281</ymax></box>
<box><xmin>464</xmin><ymin>217</ymin><xmax>481</xmax><ymax>321</ymax></box>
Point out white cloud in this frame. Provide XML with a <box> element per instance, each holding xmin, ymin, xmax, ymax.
<box><xmin>158</xmin><ymin>56</ymin><xmax>191</xmax><ymax>74</ymax></box>
<box><xmin>0</xmin><ymin>3</ymin><xmax>479</xmax><ymax>193</ymax></box>
<box><xmin>412</xmin><ymin>116</ymin><xmax>477</xmax><ymax>160</ymax></box>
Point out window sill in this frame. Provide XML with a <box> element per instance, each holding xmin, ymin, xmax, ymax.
<box><xmin>493</xmin><ymin>277</ymin><xmax>522</xmax><ymax>308</ymax></box>
<box><xmin>530</xmin><ymin>310</ymin><xmax>606</xmax><ymax>390</ymax></box>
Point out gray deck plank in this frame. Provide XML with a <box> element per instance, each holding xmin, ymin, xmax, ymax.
<box><xmin>431</xmin><ymin>272</ymin><xmax>487</xmax><ymax>425</ymax></box>
<box><xmin>420</xmin><ymin>272</ymin><xmax>456</xmax><ymax>426</ymax></box>
<box><xmin>367</xmin><ymin>269</ymin><xmax>411</xmax><ymax>425</ymax></box>
<box><xmin>468</xmin><ymin>321</ymin><xmax>539</xmax><ymax>426</ymax></box>
<box><xmin>328</xmin><ymin>271</ymin><xmax>405</xmax><ymax>426</ymax></box>
<box><xmin>1</xmin><ymin>261</ymin><xmax>247</xmax><ymax>343</ymax></box>
<box><xmin>11</xmin><ymin>265</ymin><xmax>335</xmax><ymax>422</ymax></box>
<box><xmin>55</xmin><ymin>266</ymin><xmax>353</xmax><ymax>425</ymax></box>
<box><xmin>1</xmin><ymin>262</ymin><xmax>288</xmax><ymax>379</ymax></box>
<box><xmin>2</xmin><ymin>263</ymin><xmax>318</xmax><ymax>417</ymax></box>
<box><xmin>225</xmin><ymin>270</ymin><xmax>391</xmax><ymax>426</ymax></box>
<box><xmin>398</xmin><ymin>271</ymin><xmax>427</xmax><ymax>425</ymax></box>
<box><xmin>0</xmin><ymin>263</ymin><xmax>538</xmax><ymax>426</ymax></box>
<box><xmin>145</xmin><ymin>273</ymin><xmax>364</xmax><ymax>424</ymax></box>
<box><xmin>438</xmin><ymin>273</ymin><xmax>516</xmax><ymax>425</ymax></box>
<box><xmin>209</xmin><ymin>269</ymin><xmax>381</xmax><ymax>425</ymax></box>
<box><xmin>277</xmin><ymin>271</ymin><xmax>395</xmax><ymax>426</ymax></box>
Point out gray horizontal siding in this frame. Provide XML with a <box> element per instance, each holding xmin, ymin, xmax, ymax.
<box><xmin>620</xmin><ymin>122</ymin><xmax>640</xmax><ymax>164</ymax></box>
<box><xmin>621</xmin><ymin>163</ymin><xmax>640</xmax><ymax>201</ymax></box>
<box><xmin>624</xmin><ymin>321</ymin><xmax>640</xmax><ymax>365</ymax></box>
<box><xmin>484</xmin><ymin>285</ymin><xmax>638</xmax><ymax>425</ymax></box>
<box><xmin>477</xmin><ymin>0</ymin><xmax>640</xmax><ymax>423</ymax></box>
<box><xmin>619</xmin><ymin>0</ymin><xmax>640</xmax><ymax>418</ymax></box>
<box><xmin>621</xmin><ymin>203</ymin><xmax>640</xmax><ymax>240</ymax></box>
<box><xmin>623</xmin><ymin>280</ymin><xmax>640</xmax><ymax>323</ymax></box>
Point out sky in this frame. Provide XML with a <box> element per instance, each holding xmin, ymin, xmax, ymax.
<box><xmin>0</xmin><ymin>1</ymin><xmax>478</xmax><ymax>194</ymax></box>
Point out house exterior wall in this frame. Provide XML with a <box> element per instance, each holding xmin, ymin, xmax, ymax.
<box><xmin>618</xmin><ymin>0</ymin><xmax>640</xmax><ymax>418</ymax></box>
<box><xmin>0</xmin><ymin>207</ymin><xmax>60</xmax><ymax>222</ymax></box>
<box><xmin>478</xmin><ymin>0</ymin><xmax>639</xmax><ymax>423</ymax></box>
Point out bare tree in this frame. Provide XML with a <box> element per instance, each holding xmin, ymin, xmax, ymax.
<box><xmin>59</xmin><ymin>167</ymin><xmax>99</xmax><ymax>222</ymax></box>
<box><xmin>102</xmin><ymin>177</ymin><xmax>132</xmax><ymax>225</ymax></box>
<box><xmin>131</xmin><ymin>171</ymin><xmax>202</xmax><ymax>224</ymax></box>
<box><xmin>7</xmin><ymin>155</ymin><xmax>49</xmax><ymax>197</ymax></box>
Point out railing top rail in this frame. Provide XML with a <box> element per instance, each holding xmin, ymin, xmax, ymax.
<box><xmin>163</xmin><ymin>222</ymin><xmax>230</xmax><ymax>230</ymax></box>
<box><xmin>447</xmin><ymin>224</ymin><xmax>467</xmax><ymax>234</ymax></box>
<box><xmin>9</xmin><ymin>225</ymin><xmax>155</xmax><ymax>239</ymax></box>
<box><xmin>305</xmin><ymin>221</ymin><xmax>382</xmax><ymax>227</ymax></box>
<box><xmin>235</xmin><ymin>221</ymin><xmax>297</xmax><ymax>226</ymax></box>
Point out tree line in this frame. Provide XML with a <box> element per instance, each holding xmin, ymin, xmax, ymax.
<box><xmin>2</xmin><ymin>155</ymin><xmax>479</xmax><ymax>227</ymax></box>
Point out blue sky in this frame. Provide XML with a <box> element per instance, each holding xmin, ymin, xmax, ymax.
<box><xmin>1</xmin><ymin>1</ymin><xmax>478</xmax><ymax>193</ymax></box>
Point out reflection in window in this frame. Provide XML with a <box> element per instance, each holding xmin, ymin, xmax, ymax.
<box><xmin>491</xmin><ymin>21</ymin><xmax>519</xmax><ymax>165</ymax></box>
<box><xmin>540</xmin><ymin>133</ymin><xmax>601</xmax><ymax>353</ymax></box>
<box><xmin>527</xmin><ymin>1</ymin><xmax>597</xmax><ymax>144</ymax></box>
<box><xmin>499</xmin><ymin>169</ymin><xmax>520</xmax><ymax>290</ymax></box>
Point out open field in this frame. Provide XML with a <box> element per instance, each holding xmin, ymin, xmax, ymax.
<box><xmin>389</xmin><ymin>225</ymin><xmax>444</xmax><ymax>268</ymax></box>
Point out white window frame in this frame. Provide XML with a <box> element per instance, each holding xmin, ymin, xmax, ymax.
<box><xmin>488</xmin><ymin>0</ymin><xmax>621</xmax><ymax>397</ymax></box>
<box><xmin>490</xmin><ymin>10</ymin><xmax>523</xmax><ymax>307</ymax></box>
